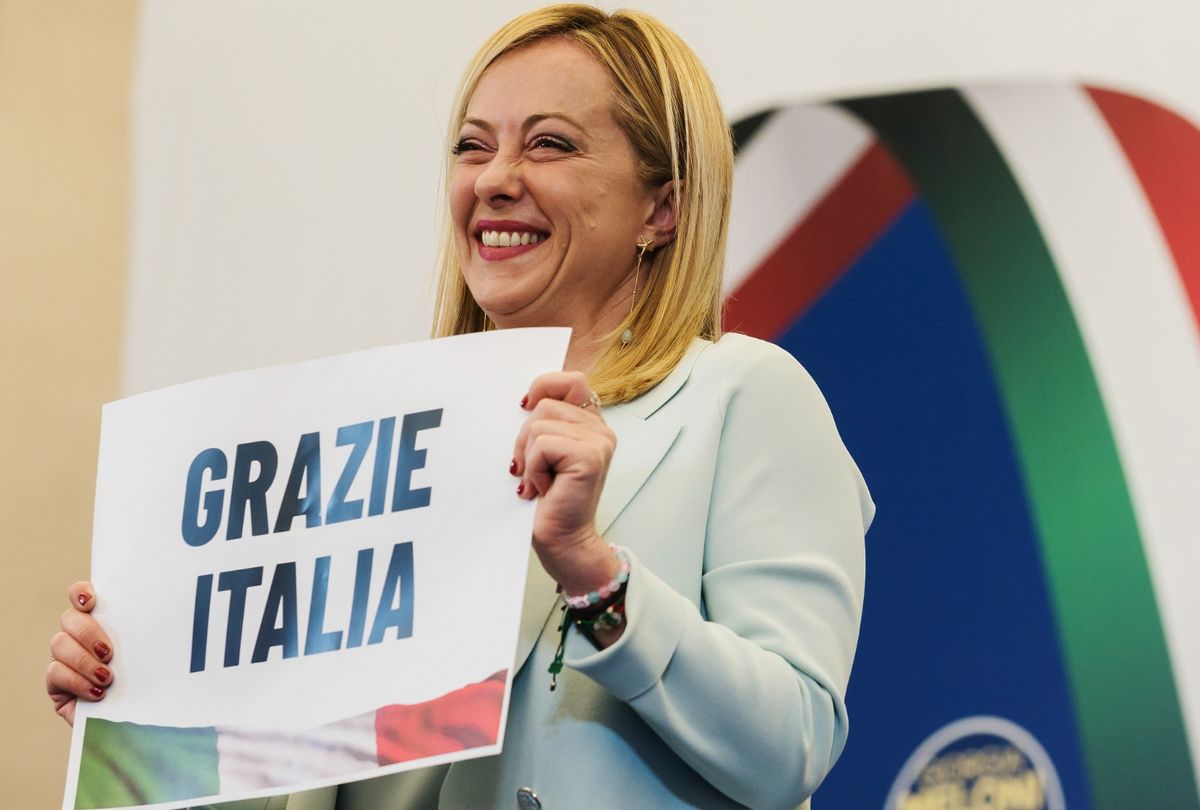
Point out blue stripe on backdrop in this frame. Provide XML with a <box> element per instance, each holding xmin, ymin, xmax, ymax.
<box><xmin>775</xmin><ymin>200</ymin><xmax>1092</xmax><ymax>808</ymax></box>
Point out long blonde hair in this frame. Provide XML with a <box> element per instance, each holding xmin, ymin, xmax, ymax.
<box><xmin>432</xmin><ymin>5</ymin><xmax>733</xmax><ymax>404</ymax></box>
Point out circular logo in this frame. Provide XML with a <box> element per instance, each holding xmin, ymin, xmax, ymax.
<box><xmin>886</xmin><ymin>716</ymin><xmax>1065</xmax><ymax>810</ymax></box>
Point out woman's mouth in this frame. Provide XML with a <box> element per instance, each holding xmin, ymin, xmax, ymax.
<box><xmin>481</xmin><ymin>230</ymin><xmax>543</xmax><ymax>247</ymax></box>
<box><xmin>475</xmin><ymin>222</ymin><xmax>550</xmax><ymax>261</ymax></box>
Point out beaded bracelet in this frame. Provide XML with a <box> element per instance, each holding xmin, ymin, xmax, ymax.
<box><xmin>561</xmin><ymin>545</ymin><xmax>630</xmax><ymax>610</ymax></box>
<box><xmin>548</xmin><ymin>547</ymin><xmax>631</xmax><ymax>690</ymax></box>
<box><xmin>574</xmin><ymin>600</ymin><xmax>626</xmax><ymax>632</ymax></box>
<box><xmin>549</xmin><ymin>593</ymin><xmax>628</xmax><ymax>691</ymax></box>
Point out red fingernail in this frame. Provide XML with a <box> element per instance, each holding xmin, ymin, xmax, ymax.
<box><xmin>517</xmin><ymin>482</ymin><xmax>526</xmax><ymax>496</ymax></box>
<box><xmin>520</xmin><ymin>395</ymin><xmax>529</xmax><ymax>409</ymax></box>
<box><xmin>89</xmin><ymin>686</ymin><xmax>104</xmax><ymax>699</ymax></box>
<box><xmin>94</xmin><ymin>666</ymin><xmax>111</xmax><ymax>684</ymax></box>
<box><xmin>78</xmin><ymin>593</ymin><xmax>91</xmax><ymax>607</ymax></box>
<box><xmin>94</xmin><ymin>642</ymin><xmax>111</xmax><ymax>660</ymax></box>
<box><xmin>509</xmin><ymin>458</ymin><xmax>518</xmax><ymax>476</ymax></box>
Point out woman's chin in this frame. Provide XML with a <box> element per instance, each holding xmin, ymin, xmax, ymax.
<box><xmin>466</xmin><ymin>279</ymin><xmax>553</xmax><ymax>328</ymax></box>
<box><xmin>470</xmin><ymin>294</ymin><xmax>535</xmax><ymax>328</ymax></box>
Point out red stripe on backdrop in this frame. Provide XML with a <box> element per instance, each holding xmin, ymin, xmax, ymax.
<box><xmin>1088</xmin><ymin>87</ymin><xmax>1200</xmax><ymax>332</ymax></box>
<box><xmin>723</xmin><ymin>142</ymin><xmax>915</xmax><ymax>339</ymax></box>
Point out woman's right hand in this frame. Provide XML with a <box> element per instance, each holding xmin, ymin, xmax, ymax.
<box><xmin>46</xmin><ymin>581</ymin><xmax>114</xmax><ymax>726</ymax></box>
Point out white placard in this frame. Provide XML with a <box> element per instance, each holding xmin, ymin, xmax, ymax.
<box><xmin>63</xmin><ymin>328</ymin><xmax>570</xmax><ymax>810</ymax></box>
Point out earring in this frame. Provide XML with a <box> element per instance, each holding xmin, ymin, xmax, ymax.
<box><xmin>622</xmin><ymin>238</ymin><xmax>653</xmax><ymax>346</ymax></box>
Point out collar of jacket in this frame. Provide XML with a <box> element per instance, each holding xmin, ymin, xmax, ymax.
<box><xmin>512</xmin><ymin>338</ymin><xmax>712</xmax><ymax>675</ymax></box>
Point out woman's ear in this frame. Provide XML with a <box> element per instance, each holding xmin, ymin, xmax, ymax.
<box><xmin>641</xmin><ymin>179</ymin><xmax>678</xmax><ymax>249</ymax></box>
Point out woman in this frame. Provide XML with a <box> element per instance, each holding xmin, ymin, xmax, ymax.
<box><xmin>47</xmin><ymin>6</ymin><xmax>873</xmax><ymax>809</ymax></box>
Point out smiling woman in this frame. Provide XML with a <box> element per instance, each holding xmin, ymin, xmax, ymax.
<box><xmin>447</xmin><ymin>38</ymin><xmax>675</xmax><ymax>371</ymax></box>
<box><xmin>433</xmin><ymin>6</ymin><xmax>733</xmax><ymax>405</ymax></box>
<box><xmin>46</xmin><ymin>5</ymin><xmax>873</xmax><ymax>810</ymax></box>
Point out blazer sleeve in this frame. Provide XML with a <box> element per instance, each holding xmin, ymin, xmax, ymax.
<box><xmin>563</xmin><ymin>338</ymin><xmax>872</xmax><ymax>810</ymax></box>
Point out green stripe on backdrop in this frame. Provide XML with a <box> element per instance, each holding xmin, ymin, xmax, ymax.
<box><xmin>842</xmin><ymin>90</ymin><xmax>1198</xmax><ymax>809</ymax></box>
<box><xmin>77</xmin><ymin>718</ymin><xmax>219</xmax><ymax>809</ymax></box>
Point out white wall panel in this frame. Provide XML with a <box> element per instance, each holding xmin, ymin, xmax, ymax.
<box><xmin>125</xmin><ymin>0</ymin><xmax>1200</xmax><ymax>392</ymax></box>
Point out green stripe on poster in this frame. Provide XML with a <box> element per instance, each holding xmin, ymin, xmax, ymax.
<box><xmin>76</xmin><ymin>717</ymin><xmax>220</xmax><ymax>809</ymax></box>
<box><xmin>842</xmin><ymin>89</ymin><xmax>1199</xmax><ymax>809</ymax></box>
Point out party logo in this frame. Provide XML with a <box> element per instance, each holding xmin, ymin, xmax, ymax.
<box><xmin>886</xmin><ymin>716</ymin><xmax>1065</xmax><ymax>810</ymax></box>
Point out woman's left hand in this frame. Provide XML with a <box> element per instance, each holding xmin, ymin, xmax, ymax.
<box><xmin>512</xmin><ymin>371</ymin><xmax>621</xmax><ymax>595</ymax></box>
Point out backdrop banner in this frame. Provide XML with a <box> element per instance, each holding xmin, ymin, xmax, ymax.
<box><xmin>727</xmin><ymin>85</ymin><xmax>1200</xmax><ymax>809</ymax></box>
<box><xmin>62</xmin><ymin>328</ymin><xmax>570</xmax><ymax>810</ymax></box>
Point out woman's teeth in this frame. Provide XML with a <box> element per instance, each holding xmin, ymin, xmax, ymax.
<box><xmin>481</xmin><ymin>231</ymin><xmax>542</xmax><ymax>247</ymax></box>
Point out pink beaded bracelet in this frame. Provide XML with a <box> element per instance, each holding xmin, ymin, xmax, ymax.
<box><xmin>561</xmin><ymin>545</ymin><xmax>630</xmax><ymax>610</ymax></box>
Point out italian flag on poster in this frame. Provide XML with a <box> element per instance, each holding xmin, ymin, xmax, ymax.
<box><xmin>75</xmin><ymin>671</ymin><xmax>504</xmax><ymax>808</ymax></box>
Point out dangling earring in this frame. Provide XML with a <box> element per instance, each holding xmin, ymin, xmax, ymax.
<box><xmin>623</xmin><ymin>237</ymin><xmax>654</xmax><ymax>346</ymax></box>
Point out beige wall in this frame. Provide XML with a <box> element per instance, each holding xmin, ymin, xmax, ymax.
<box><xmin>0</xmin><ymin>1</ymin><xmax>136</xmax><ymax>806</ymax></box>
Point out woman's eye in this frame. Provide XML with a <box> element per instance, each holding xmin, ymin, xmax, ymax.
<box><xmin>451</xmin><ymin>139</ymin><xmax>485</xmax><ymax>156</ymax></box>
<box><xmin>530</xmin><ymin>135</ymin><xmax>575</xmax><ymax>152</ymax></box>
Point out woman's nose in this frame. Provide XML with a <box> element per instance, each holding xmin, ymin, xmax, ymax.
<box><xmin>474</xmin><ymin>153</ymin><xmax>525</xmax><ymax>204</ymax></box>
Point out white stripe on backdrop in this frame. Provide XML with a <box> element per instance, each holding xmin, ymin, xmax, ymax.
<box><xmin>724</xmin><ymin>105</ymin><xmax>872</xmax><ymax>295</ymax></box>
<box><xmin>966</xmin><ymin>83</ymin><xmax>1200</xmax><ymax>791</ymax></box>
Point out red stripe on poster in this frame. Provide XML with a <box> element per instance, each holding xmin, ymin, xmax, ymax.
<box><xmin>375</xmin><ymin>670</ymin><xmax>506</xmax><ymax>765</ymax></box>
<box><xmin>1088</xmin><ymin>86</ymin><xmax>1200</xmax><ymax>331</ymax></box>
<box><xmin>723</xmin><ymin>141</ymin><xmax>915</xmax><ymax>339</ymax></box>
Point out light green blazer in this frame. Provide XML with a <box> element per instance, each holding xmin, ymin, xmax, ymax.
<box><xmin>199</xmin><ymin>334</ymin><xmax>873</xmax><ymax>810</ymax></box>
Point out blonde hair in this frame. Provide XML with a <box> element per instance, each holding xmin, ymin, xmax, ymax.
<box><xmin>432</xmin><ymin>4</ymin><xmax>733</xmax><ymax>405</ymax></box>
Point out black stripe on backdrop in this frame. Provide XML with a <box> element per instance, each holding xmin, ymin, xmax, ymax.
<box><xmin>731</xmin><ymin>108</ymin><xmax>778</xmax><ymax>156</ymax></box>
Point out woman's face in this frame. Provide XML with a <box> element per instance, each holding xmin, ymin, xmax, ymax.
<box><xmin>450</xmin><ymin>39</ymin><xmax>659</xmax><ymax>332</ymax></box>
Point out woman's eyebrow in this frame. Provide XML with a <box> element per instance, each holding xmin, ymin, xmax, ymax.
<box><xmin>523</xmin><ymin>112</ymin><xmax>587</xmax><ymax>134</ymax></box>
<box><xmin>461</xmin><ymin>116</ymin><xmax>494</xmax><ymax>133</ymax></box>
<box><xmin>460</xmin><ymin>112</ymin><xmax>588</xmax><ymax>135</ymax></box>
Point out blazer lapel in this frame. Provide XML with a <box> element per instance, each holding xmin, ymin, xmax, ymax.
<box><xmin>511</xmin><ymin>339</ymin><xmax>711</xmax><ymax>675</ymax></box>
<box><xmin>513</xmin><ymin>547</ymin><xmax>558</xmax><ymax>675</ymax></box>
<box><xmin>593</xmin><ymin>409</ymin><xmax>682</xmax><ymax>536</ymax></box>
